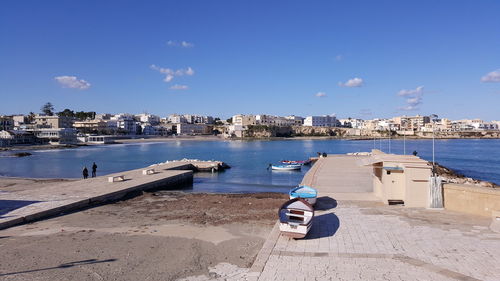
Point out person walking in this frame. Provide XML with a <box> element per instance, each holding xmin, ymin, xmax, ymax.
<box><xmin>92</xmin><ymin>162</ymin><xmax>97</xmax><ymax>178</ymax></box>
<box><xmin>82</xmin><ymin>167</ymin><xmax>89</xmax><ymax>179</ymax></box>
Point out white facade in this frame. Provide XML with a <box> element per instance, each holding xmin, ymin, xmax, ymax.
<box><xmin>116</xmin><ymin>119</ymin><xmax>137</xmax><ymax>134</ymax></box>
<box><xmin>138</xmin><ymin>114</ymin><xmax>160</xmax><ymax>125</ymax></box>
<box><xmin>168</xmin><ymin>114</ymin><xmax>187</xmax><ymax>124</ymax></box>
<box><xmin>303</xmin><ymin>115</ymin><xmax>338</xmax><ymax>127</ymax></box>
<box><xmin>33</xmin><ymin>128</ymin><xmax>77</xmax><ymax>144</ymax></box>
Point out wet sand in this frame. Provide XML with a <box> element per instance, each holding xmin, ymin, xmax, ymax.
<box><xmin>0</xmin><ymin>191</ymin><xmax>287</xmax><ymax>281</ymax></box>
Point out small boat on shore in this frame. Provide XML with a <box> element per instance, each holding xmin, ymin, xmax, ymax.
<box><xmin>278</xmin><ymin>198</ymin><xmax>314</xmax><ymax>239</ymax></box>
<box><xmin>271</xmin><ymin>164</ymin><xmax>302</xmax><ymax>171</ymax></box>
<box><xmin>289</xmin><ymin>185</ymin><xmax>317</xmax><ymax>205</ymax></box>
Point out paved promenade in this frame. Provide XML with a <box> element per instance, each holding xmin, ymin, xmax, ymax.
<box><xmin>246</xmin><ymin>156</ymin><xmax>500</xmax><ymax>281</ymax></box>
<box><xmin>0</xmin><ymin>162</ymin><xmax>196</xmax><ymax>230</ymax></box>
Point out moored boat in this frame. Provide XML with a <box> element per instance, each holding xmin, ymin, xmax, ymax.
<box><xmin>289</xmin><ymin>185</ymin><xmax>317</xmax><ymax>205</ymax></box>
<box><xmin>280</xmin><ymin>160</ymin><xmax>312</xmax><ymax>165</ymax></box>
<box><xmin>271</xmin><ymin>164</ymin><xmax>302</xmax><ymax>171</ymax></box>
<box><xmin>278</xmin><ymin>198</ymin><xmax>314</xmax><ymax>239</ymax></box>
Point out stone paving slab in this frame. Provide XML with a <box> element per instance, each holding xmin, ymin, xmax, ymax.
<box><xmin>0</xmin><ymin>162</ymin><xmax>196</xmax><ymax>229</ymax></box>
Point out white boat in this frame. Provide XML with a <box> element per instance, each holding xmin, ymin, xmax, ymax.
<box><xmin>278</xmin><ymin>198</ymin><xmax>314</xmax><ymax>239</ymax></box>
<box><xmin>271</xmin><ymin>164</ymin><xmax>302</xmax><ymax>171</ymax></box>
<box><xmin>289</xmin><ymin>185</ymin><xmax>318</xmax><ymax>206</ymax></box>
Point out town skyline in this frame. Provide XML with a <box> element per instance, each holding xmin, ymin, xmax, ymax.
<box><xmin>1</xmin><ymin>1</ymin><xmax>500</xmax><ymax>119</ymax></box>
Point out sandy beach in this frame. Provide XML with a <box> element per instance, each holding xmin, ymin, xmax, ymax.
<box><xmin>0</xmin><ymin>187</ymin><xmax>287</xmax><ymax>281</ymax></box>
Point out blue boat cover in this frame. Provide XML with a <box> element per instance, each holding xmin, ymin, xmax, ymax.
<box><xmin>289</xmin><ymin>185</ymin><xmax>317</xmax><ymax>198</ymax></box>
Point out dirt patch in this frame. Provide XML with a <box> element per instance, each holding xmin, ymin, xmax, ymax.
<box><xmin>0</xmin><ymin>192</ymin><xmax>288</xmax><ymax>281</ymax></box>
<box><xmin>87</xmin><ymin>191</ymin><xmax>288</xmax><ymax>226</ymax></box>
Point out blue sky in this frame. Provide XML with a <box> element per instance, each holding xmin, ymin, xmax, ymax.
<box><xmin>1</xmin><ymin>0</ymin><xmax>499</xmax><ymax>120</ymax></box>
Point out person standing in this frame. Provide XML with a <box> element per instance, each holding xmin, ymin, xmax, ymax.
<box><xmin>92</xmin><ymin>162</ymin><xmax>97</xmax><ymax>178</ymax></box>
<box><xmin>83</xmin><ymin>167</ymin><xmax>89</xmax><ymax>179</ymax></box>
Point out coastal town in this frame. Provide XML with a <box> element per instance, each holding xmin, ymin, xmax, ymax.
<box><xmin>2</xmin><ymin>103</ymin><xmax>500</xmax><ymax>147</ymax></box>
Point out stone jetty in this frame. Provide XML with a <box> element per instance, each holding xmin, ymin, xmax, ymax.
<box><xmin>0</xmin><ymin>160</ymin><xmax>228</xmax><ymax>230</ymax></box>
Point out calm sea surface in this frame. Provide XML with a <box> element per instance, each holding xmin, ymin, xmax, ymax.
<box><xmin>1</xmin><ymin>139</ymin><xmax>499</xmax><ymax>192</ymax></box>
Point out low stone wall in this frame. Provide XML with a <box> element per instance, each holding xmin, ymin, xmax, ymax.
<box><xmin>443</xmin><ymin>183</ymin><xmax>500</xmax><ymax>217</ymax></box>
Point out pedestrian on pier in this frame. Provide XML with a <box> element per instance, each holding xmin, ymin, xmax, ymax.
<box><xmin>82</xmin><ymin>167</ymin><xmax>89</xmax><ymax>179</ymax></box>
<box><xmin>92</xmin><ymin>162</ymin><xmax>97</xmax><ymax>178</ymax></box>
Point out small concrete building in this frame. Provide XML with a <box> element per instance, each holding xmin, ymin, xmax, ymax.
<box><xmin>176</xmin><ymin>123</ymin><xmax>212</xmax><ymax>135</ymax></box>
<box><xmin>363</xmin><ymin>150</ymin><xmax>432</xmax><ymax>207</ymax></box>
<box><xmin>0</xmin><ymin>130</ymin><xmax>36</xmax><ymax>145</ymax></box>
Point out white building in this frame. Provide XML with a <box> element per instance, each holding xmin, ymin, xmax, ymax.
<box><xmin>116</xmin><ymin>119</ymin><xmax>137</xmax><ymax>134</ymax></box>
<box><xmin>137</xmin><ymin>114</ymin><xmax>160</xmax><ymax>125</ymax></box>
<box><xmin>470</xmin><ymin>122</ymin><xmax>499</xmax><ymax>130</ymax></box>
<box><xmin>339</xmin><ymin>118</ymin><xmax>364</xmax><ymax>129</ymax></box>
<box><xmin>226</xmin><ymin>124</ymin><xmax>244</xmax><ymax>138</ymax></box>
<box><xmin>168</xmin><ymin>114</ymin><xmax>188</xmax><ymax>124</ymax></box>
<box><xmin>303</xmin><ymin>115</ymin><xmax>339</xmax><ymax>127</ymax></box>
<box><xmin>285</xmin><ymin>115</ymin><xmax>304</xmax><ymax>126</ymax></box>
<box><xmin>232</xmin><ymin>114</ymin><xmax>257</xmax><ymax>126</ymax></box>
<box><xmin>32</xmin><ymin>128</ymin><xmax>78</xmax><ymax>144</ymax></box>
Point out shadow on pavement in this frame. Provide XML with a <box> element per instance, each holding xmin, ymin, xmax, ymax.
<box><xmin>304</xmin><ymin>213</ymin><xmax>340</xmax><ymax>239</ymax></box>
<box><xmin>314</xmin><ymin>196</ymin><xmax>337</xmax><ymax>211</ymax></box>
<box><xmin>0</xmin><ymin>258</ymin><xmax>118</xmax><ymax>277</ymax></box>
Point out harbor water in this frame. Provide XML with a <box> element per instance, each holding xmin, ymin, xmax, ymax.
<box><xmin>1</xmin><ymin>139</ymin><xmax>499</xmax><ymax>192</ymax></box>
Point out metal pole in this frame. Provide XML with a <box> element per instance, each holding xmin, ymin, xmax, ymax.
<box><xmin>389</xmin><ymin>130</ymin><xmax>391</xmax><ymax>153</ymax></box>
<box><xmin>403</xmin><ymin>131</ymin><xmax>406</xmax><ymax>155</ymax></box>
<box><xmin>432</xmin><ymin>122</ymin><xmax>435</xmax><ymax>167</ymax></box>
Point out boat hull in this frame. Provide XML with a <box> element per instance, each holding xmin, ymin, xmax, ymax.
<box><xmin>271</xmin><ymin>164</ymin><xmax>301</xmax><ymax>171</ymax></box>
<box><xmin>278</xmin><ymin>198</ymin><xmax>314</xmax><ymax>239</ymax></box>
<box><xmin>279</xmin><ymin>222</ymin><xmax>312</xmax><ymax>239</ymax></box>
<box><xmin>289</xmin><ymin>196</ymin><xmax>316</xmax><ymax>205</ymax></box>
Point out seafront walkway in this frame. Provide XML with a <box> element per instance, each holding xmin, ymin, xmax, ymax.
<box><xmin>247</xmin><ymin>155</ymin><xmax>500</xmax><ymax>281</ymax></box>
<box><xmin>0</xmin><ymin>161</ymin><xmax>202</xmax><ymax>230</ymax></box>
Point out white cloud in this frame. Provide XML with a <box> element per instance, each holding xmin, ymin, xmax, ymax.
<box><xmin>185</xmin><ymin>67</ymin><xmax>195</xmax><ymax>76</ymax></box>
<box><xmin>166</xmin><ymin>40</ymin><xmax>194</xmax><ymax>48</ymax></box>
<box><xmin>339</xmin><ymin>77</ymin><xmax>364</xmax><ymax>87</ymax></box>
<box><xmin>315</xmin><ymin>92</ymin><xmax>327</xmax><ymax>97</ymax></box>
<box><xmin>481</xmin><ymin>69</ymin><xmax>500</xmax><ymax>83</ymax></box>
<box><xmin>397</xmin><ymin>85</ymin><xmax>424</xmax><ymax>96</ymax></box>
<box><xmin>170</xmin><ymin>84</ymin><xmax>189</xmax><ymax>90</ymax></box>
<box><xmin>54</xmin><ymin>76</ymin><xmax>91</xmax><ymax>90</ymax></box>
<box><xmin>181</xmin><ymin>41</ymin><xmax>194</xmax><ymax>48</ymax></box>
<box><xmin>397</xmin><ymin>86</ymin><xmax>424</xmax><ymax>111</ymax></box>
<box><xmin>150</xmin><ymin>65</ymin><xmax>194</xmax><ymax>83</ymax></box>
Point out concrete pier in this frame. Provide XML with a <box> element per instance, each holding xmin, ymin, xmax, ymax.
<box><xmin>247</xmin><ymin>154</ymin><xmax>500</xmax><ymax>281</ymax></box>
<box><xmin>0</xmin><ymin>161</ymin><xmax>223</xmax><ymax>230</ymax></box>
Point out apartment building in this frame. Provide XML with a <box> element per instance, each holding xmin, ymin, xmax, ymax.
<box><xmin>303</xmin><ymin>115</ymin><xmax>339</xmax><ymax>127</ymax></box>
<box><xmin>34</xmin><ymin>115</ymin><xmax>73</xmax><ymax>129</ymax></box>
<box><xmin>232</xmin><ymin>114</ymin><xmax>257</xmax><ymax>126</ymax></box>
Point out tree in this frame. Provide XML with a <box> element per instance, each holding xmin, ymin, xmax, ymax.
<box><xmin>226</xmin><ymin>118</ymin><xmax>232</xmax><ymax>124</ymax></box>
<box><xmin>27</xmin><ymin>112</ymin><xmax>35</xmax><ymax>123</ymax></box>
<box><xmin>57</xmin><ymin>109</ymin><xmax>75</xmax><ymax>118</ymax></box>
<box><xmin>41</xmin><ymin>102</ymin><xmax>55</xmax><ymax>116</ymax></box>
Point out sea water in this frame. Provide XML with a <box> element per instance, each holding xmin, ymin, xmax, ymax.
<box><xmin>1</xmin><ymin>139</ymin><xmax>499</xmax><ymax>192</ymax></box>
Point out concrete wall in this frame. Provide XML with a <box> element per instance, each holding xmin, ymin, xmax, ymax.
<box><xmin>443</xmin><ymin>183</ymin><xmax>500</xmax><ymax>217</ymax></box>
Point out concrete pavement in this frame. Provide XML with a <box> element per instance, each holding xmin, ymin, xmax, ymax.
<box><xmin>247</xmin><ymin>155</ymin><xmax>500</xmax><ymax>281</ymax></box>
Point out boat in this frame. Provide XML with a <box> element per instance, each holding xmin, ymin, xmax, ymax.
<box><xmin>278</xmin><ymin>198</ymin><xmax>314</xmax><ymax>239</ymax></box>
<box><xmin>289</xmin><ymin>185</ymin><xmax>317</xmax><ymax>205</ymax></box>
<box><xmin>280</xmin><ymin>160</ymin><xmax>312</xmax><ymax>165</ymax></box>
<box><xmin>271</xmin><ymin>164</ymin><xmax>302</xmax><ymax>171</ymax></box>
